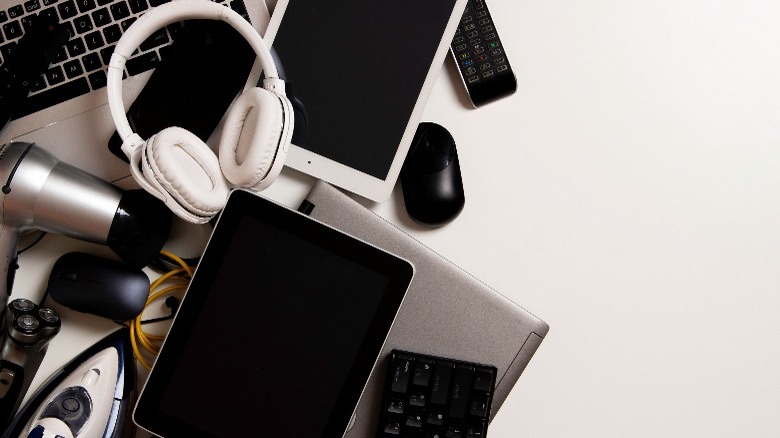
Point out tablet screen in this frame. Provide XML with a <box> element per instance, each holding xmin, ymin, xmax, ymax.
<box><xmin>134</xmin><ymin>191</ymin><xmax>413</xmax><ymax>437</ymax></box>
<box><xmin>265</xmin><ymin>0</ymin><xmax>465</xmax><ymax>201</ymax></box>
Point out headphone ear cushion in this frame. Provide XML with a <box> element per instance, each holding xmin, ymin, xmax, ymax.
<box><xmin>145</xmin><ymin>127</ymin><xmax>229</xmax><ymax>218</ymax></box>
<box><xmin>219</xmin><ymin>87</ymin><xmax>285</xmax><ymax>188</ymax></box>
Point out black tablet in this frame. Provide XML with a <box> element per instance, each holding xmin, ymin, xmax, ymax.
<box><xmin>133</xmin><ymin>190</ymin><xmax>414</xmax><ymax>437</ymax></box>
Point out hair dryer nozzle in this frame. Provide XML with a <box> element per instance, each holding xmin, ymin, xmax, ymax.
<box><xmin>107</xmin><ymin>190</ymin><xmax>172</xmax><ymax>269</ymax></box>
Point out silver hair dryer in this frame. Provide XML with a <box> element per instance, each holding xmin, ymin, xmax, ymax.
<box><xmin>0</xmin><ymin>142</ymin><xmax>171</xmax><ymax>315</ymax></box>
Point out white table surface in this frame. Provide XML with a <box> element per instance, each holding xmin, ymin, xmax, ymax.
<box><xmin>12</xmin><ymin>0</ymin><xmax>780</xmax><ymax>436</ymax></box>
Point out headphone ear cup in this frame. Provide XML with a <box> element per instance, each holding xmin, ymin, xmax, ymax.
<box><xmin>144</xmin><ymin>127</ymin><xmax>230</xmax><ymax>220</ymax></box>
<box><xmin>219</xmin><ymin>87</ymin><xmax>286</xmax><ymax>188</ymax></box>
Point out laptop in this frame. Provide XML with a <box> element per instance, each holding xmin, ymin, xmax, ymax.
<box><xmin>132</xmin><ymin>184</ymin><xmax>548</xmax><ymax>437</ymax></box>
<box><xmin>301</xmin><ymin>180</ymin><xmax>549</xmax><ymax>436</ymax></box>
<box><xmin>0</xmin><ymin>0</ymin><xmax>271</xmax><ymax>185</ymax></box>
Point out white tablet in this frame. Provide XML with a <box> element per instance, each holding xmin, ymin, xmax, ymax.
<box><xmin>263</xmin><ymin>0</ymin><xmax>468</xmax><ymax>202</ymax></box>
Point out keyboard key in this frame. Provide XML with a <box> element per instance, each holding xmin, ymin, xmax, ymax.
<box><xmin>57</xmin><ymin>0</ymin><xmax>77</xmax><ymax>19</ymax></box>
<box><xmin>390</xmin><ymin>354</ymin><xmax>413</xmax><ymax>394</ymax></box>
<box><xmin>448</xmin><ymin>365</ymin><xmax>473</xmax><ymax>419</ymax></box>
<box><xmin>99</xmin><ymin>44</ymin><xmax>114</xmax><ymax>64</ymax></box>
<box><xmin>472</xmin><ymin>368</ymin><xmax>493</xmax><ymax>392</ymax></box>
<box><xmin>128</xmin><ymin>0</ymin><xmax>147</xmax><ymax>13</ymax></box>
<box><xmin>91</xmin><ymin>7</ymin><xmax>110</xmax><ymax>26</ymax></box>
<box><xmin>45</xmin><ymin>65</ymin><xmax>65</xmax><ymax>84</ymax></box>
<box><xmin>409</xmin><ymin>392</ymin><xmax>427</xmax><ymax>407</ymax></box>
<box><xmin>38</xmin><ymin>7</ymin><xmax>59</xmax><ymax>23</ymax></box>
<box><xmin>149</xmin><ymin>0</ymin><xmax>170</xmax><ymax>6</ymax></box>
<box><xmin>427</xmin><ymin>410</ymin><xmax>445</xmax><ymax>426</ymax></box>
<box><xmin>468</xmin><ymin>395</ymin><xmax>488</xmax><ymax>418</ymax></box>
<box><xmin>387</xmin><ymin>399</ymin><xmax>404</xmax><ymax>414</ymax></box>
<box><xmin>120</xmin><ymin>17</ymin><xmax>135</xmax><ymax>30</ymax></box>
<box><xmin>125</xmin><ymin>50</ymin><xmax>159</xmax><ymax>75</ymax></box>
<box><xmin>445</xmin><ymin>426</ymin><xmax>463</xmax><ymax>438</ymax></box>
<box><xmin>97</xmin><ymin>0</ymin><xmax>112</xmax><ymax>5</ymax></box>
<box><xmin>87</xmin><ymin>70</ymin><xmax>105</xmax><ymax>89</ymax></box>
<box><xmin>383</xmin><ymin>419</ymin><xmax>401</xmax><ymax>435</ymax></box>
<box><xmin>52</xmin><ymin>46</ymin><xmax>67</xmax><ymax>63</ymax></box>
<box><xmin>139</xmin><ymin>27</ymin><xmax>167</xmax><ymax>51</ymax></box>
<box><xmin>43</xmin><ymin>0</ymin><xmax>59</xmax><ymax>5</ymax></box>
<box><xmin>84</xmin><ymin>30</ymin><xmax>104</xmax><ymax>49</ymax></box>
<box><xmin>413</xmin><ymin>358</ymin><xmax>434</xmax><ymax>386</ymax></box>
<box><xmin>110</xmin><ymin>1</ymin><xmax>129</xmax><ymax>19</ymax></box>
<box><xmin>430</xmin><ymin>361</ymin><xmax>453</xmax><ymax>405</ymax></box>
<box><xmin>81</xmin><ymin>52</ymin><xmax>100</xmax><ymax>71</ymax></box>
<box><xmin>66</xmin><ymin>37</ymin><xmax>86</xmax><ymax>56</ymax></box>
<box><xmin>465</xmin><ymin>422</ymin><xmax>486</xmax><ymax>438</ymax></box>
<box><xmin>75</xmin><ymin>0</ymin><xmax>96</xmax><ymax>13</ymax></box>
<box><xmin>3</xmin><ymin>21</ymin><xmax>23</xmax><ymax>40</ymax></box>
<box><xmin>17</xmin><ymin>76</ymin><xmax>89</xmax><ymax>117</ymax></box>
<box><xmin>405</xmin><ymin>414</ymin><xmax>423</xmax><ymax>428</ymax></box>
<box><xmin>102</xmin><ymin>23</ymin><xmax>120</xmax><ymax>43</ymax></box>
<box><xmin>21</xmin><ymin>15</ymin><xmax>37</xmax><ymax>32</ymax></box>
<box><xmin>0</xmin><ymin>42</ymin><xmax>16</xmax><ymax>60</ymax></box>
<box><xmin>29</xmin><ymin>76</ymin><xmax>46</xmax><ymax>92</ymax></box>
<box><xmin>63</xmin><ymin>59</ymin><xmax>83</xmax><ymax>78</ymax></box>
<box><xmin>8</xmin><ymin>6</ymin><xmax>24</xmax><ymax>19</ymax></box>
<box><xmin>24</xmin><ymin>0</ymin><xmax>42</xmax><ymax>13</ymax></box>
<box><xmin>73</xmin><ymin>14</ymin><xmax>93</xmax><ymax>33</ymax></box>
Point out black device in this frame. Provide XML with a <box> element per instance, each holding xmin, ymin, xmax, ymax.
<box><xmin>400</xmin><ymin>123</ymin><xmax>465</xmax><ymax>227</ymax></box>
<box><xmin>133</xmin><ymin>190</ymin><xmax>414</xmax><ymax>437</ymax></box>
<box><xmin>107</xmin><ymin>20</ymin><xmax>256</xmax><ymax>162</ymax></box>
<box><xmin>378</xmin><ymin>350</ymin><xmax>497</xmax><ymax>438</ymax></box>
<box><xmin>0</xmin><ymin>299</ymin><xmax>61</xmax><ymax>425</ymax></box>
<box><xmin>450</xmin><ymin>0</ymin><xmax>517</xmax><ymax>107</ymax></box>
<box><xmin>0</xmin><ymin>14</ymin><xmax>70</xmax><ymax>131</ymax></box>
<box><xmin>1</xmin><ymin>328</ymin><xmax>136</xmax><ymax>438</ymax></box>
<box><xmin>47</xmin><ymin>252</ymin><xmax>150</xmax><ymax>322</ymax></box>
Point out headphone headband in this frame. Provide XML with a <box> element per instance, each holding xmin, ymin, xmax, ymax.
<box><xmin>107</xmin><ymin>0</ymin><xmax>281</xmax><ymax>153</ymax></box>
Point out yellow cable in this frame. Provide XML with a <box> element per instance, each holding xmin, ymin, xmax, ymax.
<box><xmin>128</xmin><ymin>251</ymin><xmax>195</xmax><ymax>369</ymax></box>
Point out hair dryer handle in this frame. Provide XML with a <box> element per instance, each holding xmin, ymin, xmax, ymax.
<box><xmin>0</xmin><ymin>224</ymin><xmax>20</xmax><ymax>310</ymax></box>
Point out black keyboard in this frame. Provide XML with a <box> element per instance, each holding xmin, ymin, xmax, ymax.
<box><xmin>379</xmin><ymin>350</ymin><xmax>497</xmax><ymax>438</ymax></box>
<box><xmin>0</xmin><ymin>0</ymin><xmax>247</xmax><ymax>119</ymax></box>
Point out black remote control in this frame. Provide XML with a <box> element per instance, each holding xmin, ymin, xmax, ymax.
<box><xmin>450</xmin><ymin>0</ymin><xmax>516</xmax><ymax>107</ymax></box>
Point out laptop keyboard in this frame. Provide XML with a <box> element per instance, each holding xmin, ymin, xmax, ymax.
<box><xmin>379</xmin><ymin>350</ymin><xmax>497</xmax><ymax>438</ymax></box>
<box><xmin>0</xmin><ymin>0</ymin><xmax>247</xmax><ymax>119</ymax></box>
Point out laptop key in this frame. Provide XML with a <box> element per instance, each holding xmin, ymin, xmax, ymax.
<box><xmin>125</xmin><ymin>50</ymin><xmax>159</xmax><ymax>75</ymax></box>
<box><xmin>17</xmin><ymin>77</ymin><xmax>90</xmax><ymax>117</ymax></box>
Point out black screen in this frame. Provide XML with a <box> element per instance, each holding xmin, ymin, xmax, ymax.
<box><xmin>140</xmin><ymin>192</ymin><xmax>413</xmax><ymax>437</ymax></box>
<box><xmin>272</xmin><ymin>0</ymin><xmax>457</xmax><ymax>179</ymax></box>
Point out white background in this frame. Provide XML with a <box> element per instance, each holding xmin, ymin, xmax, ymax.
<box><xmin>14</xmin><ymin>0</ymin><xmax>780</xmax><ymax>436</ymax></box>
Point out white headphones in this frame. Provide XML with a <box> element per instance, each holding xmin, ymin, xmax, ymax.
<box><xmin>107</xmin><ymin>0</ymin><xmax>293</xmax><ymax>224</ymax></box>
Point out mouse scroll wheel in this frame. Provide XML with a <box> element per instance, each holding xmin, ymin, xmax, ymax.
<box><xmin>59</xmin><ymin>273</ymin><xmax>79</xmax><ymax>281</ymax></box>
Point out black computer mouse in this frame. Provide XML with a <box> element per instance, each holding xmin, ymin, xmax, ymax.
<box><xmin>47</xmin><ymin>252</ymin><xmax>150</xmax><ymax>322</ymax></box>
<box><xmin>400</xmin><ymin>122</ymin><xmax>465</xmax><ymax>226</ymax></box>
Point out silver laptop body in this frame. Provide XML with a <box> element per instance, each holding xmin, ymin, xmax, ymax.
<box><xmin>301</xmin><ymin>180</ymin><xmax>549</xmax><ymax>436</ymax></box>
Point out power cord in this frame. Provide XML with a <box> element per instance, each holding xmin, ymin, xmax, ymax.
<box><xmin>126</xmin><ymin>249</ymin><xmax>195</xmax><ymax>369</ymax></box>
